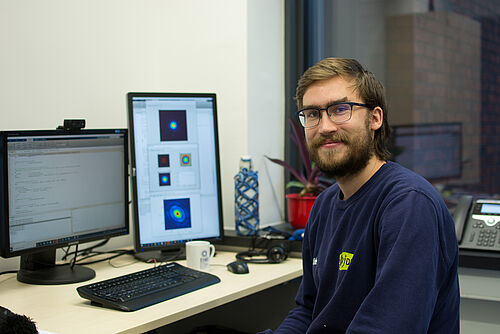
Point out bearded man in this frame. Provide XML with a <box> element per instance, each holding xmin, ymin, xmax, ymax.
<box><xmin>259</xmin><ymin>58</ymin><xmax>459</xmax><ymax>334</ymax></box>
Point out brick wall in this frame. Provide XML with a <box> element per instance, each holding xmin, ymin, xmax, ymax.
<box><xmin>478</xmin><ymin>17</ymin><xmax>500</xmax><ymax>194</ymax></box>
<box><xmin>386</xmin><ymin>11</ymin><xmax>481</xmax><ymax>185</ymax></box>
<box><xmin>445</xmin><ymin>0</ymin><xmax>500</xmax><ymax>194</ymax></box>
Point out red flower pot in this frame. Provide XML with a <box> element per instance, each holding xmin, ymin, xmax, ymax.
<box><xmin>286</xmin><ymin>193</ymin><xmax>317</xmax><ymax>229</ymax></box>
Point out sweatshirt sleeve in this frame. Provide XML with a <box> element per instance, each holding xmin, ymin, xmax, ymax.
<box><xmin>257</xmin><ymin>226</ymin><xmax>316</xmax><ymax>334</ymax></box>
<box><xmin>346</xmin><ymin>190</ymin><xmax>458</xmax><ymax>333</ymax></box>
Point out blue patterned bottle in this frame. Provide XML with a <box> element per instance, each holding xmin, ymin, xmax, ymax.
<box><xmin>234</xmin><ymin>156</ymin><xmax>259</xmax><ymax>235</ymax></box>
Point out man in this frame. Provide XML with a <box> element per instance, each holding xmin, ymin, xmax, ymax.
<box><xmin>259</xmin><ymin>58</ymin><xmax>459</xmax><ymax>333</ymax></box>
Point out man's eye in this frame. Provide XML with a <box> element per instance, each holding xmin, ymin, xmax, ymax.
<box><xmin>328</xmin><ymin>104</ymin><xmax>349</xmax><ymax>116</ymax></box>
<box><xmin>304</xmin><ymin>110</ymin><xmax>319</xmax><ymax>119</ymax></box>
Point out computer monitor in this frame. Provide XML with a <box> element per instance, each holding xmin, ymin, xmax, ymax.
<box><xmin>390</xmin><ymin>122</ymin><xmax>462</xmax><ymax>181</ymax></box>
<box><xmin>128</xmin><ymin>92</ymin><xmax>223</xmax><ymax>262</ymax></box>
<box><xmin>0</xmin><ymin>129</ymin><xmax>129</xmax><ymax>285</ymax></box>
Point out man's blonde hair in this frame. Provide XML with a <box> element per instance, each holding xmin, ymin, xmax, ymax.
<box><xmin>295</xmin><ymin>58</ymin><xmax>391</xmax><ymax>160</ymax></box>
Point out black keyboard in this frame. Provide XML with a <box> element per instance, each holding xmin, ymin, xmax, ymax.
<box><xmin>76</xmin><ymin>262</ymin><xmax>220</xmax><ymax>311</ymax></box>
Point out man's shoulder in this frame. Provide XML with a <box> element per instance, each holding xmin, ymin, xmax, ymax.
<box><xmin>370</xmin><ymin>162</ymin><xmax>450</xmax><ymax>213</ymax></box>
<box><xmin>382</xmin><ymin>161</ymin><xmax>438</xmax><ymax>193</ymax></box>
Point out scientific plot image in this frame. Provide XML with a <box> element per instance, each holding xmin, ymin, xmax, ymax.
<box><xmin>163</xmin><ymin>198</ymin><xmax>191</xmax><ymax>230</ymax></box>
<box><xmin>159</xmin><ymin>110</ymin><xmax>188</xmax><ymax>141</ymax></box>
<box><xmin>159</xmin><ymin>173</ymin><xmax>171</xmax><ymax>186</ymax></box>
<box><xmin>158</xmin><ymin>154</ymin><xmax>170</xmax><ymax>168</ymax></box>
<box><xmin>180</xmin><ymin>153</ymin><xmax>192</xmax><ymax>167</ymax></box>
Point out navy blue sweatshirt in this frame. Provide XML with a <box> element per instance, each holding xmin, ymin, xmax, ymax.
<box><xmin>260</xmin><ymin>161</ymin><xmax>459</xmax><ymax>333</ymax></box>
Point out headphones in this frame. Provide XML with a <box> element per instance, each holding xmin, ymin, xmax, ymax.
<box><xmin>236</xmin><ymin>242</ymin><xmax>290</xmax><ymax>264</ymax></box>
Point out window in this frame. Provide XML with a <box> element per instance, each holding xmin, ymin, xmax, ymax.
<box><xmin>285</xmin><ymin>0</ymin><xmax>500</xmax><ymax>205</ymax></box>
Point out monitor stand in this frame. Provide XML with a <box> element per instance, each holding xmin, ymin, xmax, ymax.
<box><xmin>17</xmin><ymin>249</ymin><xmax>95</xmax><ymax>285</ymax></box>
<box><xmin>133</xmin><ymin>247</ymin><xmax>186</xmax><ymax>263</ymax></box>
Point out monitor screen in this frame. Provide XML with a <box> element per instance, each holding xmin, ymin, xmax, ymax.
<box><xmin>390</xmin><ymin>122</ymin><xmax>462</xmax><ymax>182</ymax></box>
<box><xmin>128</xmin><ymin>93</ymin><xmax>223</xmax><ymax>262</ymax></box>
<box><xmin>0</xmin><ymin>129</ymin><xmax>129</xmax><ymax>284</ymax></box>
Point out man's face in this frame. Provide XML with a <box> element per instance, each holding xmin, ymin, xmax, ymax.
<box><xmin>303</xmin><ymin>76</ymin><xmax>374</xmax><ymax>179</ymax></box>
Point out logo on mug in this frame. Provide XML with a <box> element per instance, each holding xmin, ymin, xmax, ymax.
<box><xmin>199</xmin><ymin>250</ymin><xmax>210</xmax><ymax>268</ymax></box>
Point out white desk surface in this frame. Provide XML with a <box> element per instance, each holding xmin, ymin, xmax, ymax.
<box><xmin>458</xmin><ymin>266</ymin><xmax>500</xmax><ymax>302</ymax></box>
<box><xmin>0</xmin><ymin>251</ymin><xmax>303</xmax><ymax>334</ymax></box>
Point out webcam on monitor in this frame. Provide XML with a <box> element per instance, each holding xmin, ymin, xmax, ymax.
<box><xmin>57</xmin><ymin>119</ymin><xmax>86</xmax><ymax>131</ymax></box>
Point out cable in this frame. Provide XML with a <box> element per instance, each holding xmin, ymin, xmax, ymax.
<box><xmin>0</xmin><ymin>247</ymin><xmax>132</xmax><ymax>278</ymax></box>
<box><xmin>76</xmin><ymin>250</ymin><xmax>134</xmax><ymax>266</ymax></box>
<box><xmin>244</xmin><ymin>234</ymin><xmax>273</xmax><ymax>253</ymax></box>
<box><xmin>70</xmin><ymin>244</ymin><xmax>78</xmax><ymax>270</ymax></box>
<box><xmin>108</xmin><ymin>256</ymin><xmax>137</xmax><ymax>268</ymax></box>
<box><xmin>62</xmin><ymin>239</ymin><xmax>110</xmax><ymax>261</ymax></box>
<box><xmin>61</xmin><ymin>239</ymin><xmax>132</xmax><ymax>267</ymax></box>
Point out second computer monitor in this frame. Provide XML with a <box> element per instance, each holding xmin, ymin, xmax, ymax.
<box><xmin>128</xmin><ymin>93</ymin><xmax>223</xmax><ymax>261</ymax></box>
<box><xmin>0</xmin><ymin>129</ymin><xmax>129</xmax><ymax>284</ymax></box>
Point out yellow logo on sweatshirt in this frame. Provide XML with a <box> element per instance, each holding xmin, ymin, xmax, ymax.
<box><xmin>339</xmin><ymin>252</ymin><xmax>354</xmax><ymax>270</ymax></box>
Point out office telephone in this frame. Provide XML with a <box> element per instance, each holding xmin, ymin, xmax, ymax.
<box><xmin>454</xmin><ymin>196</ymin><xmax>500</xmax><ymax>251</ymax></box>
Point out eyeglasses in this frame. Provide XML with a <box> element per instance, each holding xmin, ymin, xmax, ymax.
<box><xmin>296</xmin><ymin>102</ymin><xmax>369</xmax><ymax>128</ymax></box>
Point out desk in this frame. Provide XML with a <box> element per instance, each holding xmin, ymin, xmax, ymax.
<box><xmin>458</xmin><ymin>267</ymin><xmax>500</xmax><ymax>334</ymax></box>
<box><xmin>0</xmin><ymin>251</ymin><xmax>303</xmax><ymax>334</ymax></box>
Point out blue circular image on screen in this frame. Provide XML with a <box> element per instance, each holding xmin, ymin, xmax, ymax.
<box><xmin>159</xmin><ymin>110</ymin><xmax>188</xmax><ymax>141</ymax></box>
<box><xmin>169</xmin><ymin>205</ymin><xmax>185</xmax><ymax>223</ymax></box>
<box><xmin>163</xmin><ymin>199</ymin><xmax>191</xmax><ymax>230</ymax></box>
<box><xmin>180</xmin><ymin>153</ymin><xmax>192</xmax><ymax>166</ymax></box>
<box><xmin>159</xmin><ymin>173</ymin><xmax>171</xmax><ymax>186</ymax></box>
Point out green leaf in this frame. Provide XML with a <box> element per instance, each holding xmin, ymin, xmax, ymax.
<box><xmin>286</xmin><ymin>180</ymin><xmax>305</xmax><ymax>189</ymax></box>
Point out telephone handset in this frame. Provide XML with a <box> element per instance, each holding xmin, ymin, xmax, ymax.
<box><xmin>453</xmin><ymin>195</ymin><xmax>500</xmax><ymax>251</ymax></box>
<box><xmin>454</xmin><ymin>195</ymin><xmax>473</xmax><ymax>243</ymax></box>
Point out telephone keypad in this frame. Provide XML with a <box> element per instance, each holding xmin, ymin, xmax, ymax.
<box><xmin>469</xmin><ymin>221</ymin><xmax>499</xmax><ymax>248</ymax></box>
<box><xmin>476</xmin><ymin>229</ymin><xmax>497</xmax><ymax>247</ymax></box>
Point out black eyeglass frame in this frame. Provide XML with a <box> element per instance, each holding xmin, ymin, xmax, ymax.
<box><xmin>296</xmin><ymin>101</ymin><xmax>369</xmax><ymax>128</ymax></box>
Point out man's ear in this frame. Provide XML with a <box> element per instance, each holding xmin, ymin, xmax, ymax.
<box><xmin>370</xmin><ymin>106</ymin><xmax>383</xmax><ymax>131</ymax></box>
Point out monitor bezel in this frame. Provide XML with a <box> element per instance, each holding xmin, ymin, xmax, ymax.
<box><xmin>390</xmin><ymin>122</ymin><xmax>463</xmax><ymax>182</ymax></box>
<box><xmin>127</xmin><ymin>92</ymin><xmax>224</xmax><ymax>257</ymax></box>
<box><xmin>0</xmin><ymin>128</ymin><xmax>130</xmax><ymax>259</ymax></box>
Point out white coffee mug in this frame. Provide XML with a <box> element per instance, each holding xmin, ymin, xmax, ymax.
<box><xmin>185</xmin><ymin>241</ymin><xmax>215</xmax><ymax>270</ymax></box>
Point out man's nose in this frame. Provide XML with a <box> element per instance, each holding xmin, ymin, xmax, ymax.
<box><xmin>317</xmin><ymin>110</ymin><xmax>339</xmax><ymax>133</ymax></box>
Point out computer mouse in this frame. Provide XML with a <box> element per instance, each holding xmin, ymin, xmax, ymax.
<box><xmin>226</xmin><ymin>260</ymin><xmax>249</xmax><ymax>274</ymax></box>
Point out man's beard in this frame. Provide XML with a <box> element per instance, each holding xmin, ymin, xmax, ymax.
<box><xmin>307</xmin><ymin>119</ymin><xmax>374</xmax><ymax>179</ymax></box>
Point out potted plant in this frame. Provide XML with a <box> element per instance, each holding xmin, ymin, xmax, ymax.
<box><xmin>266</xmin><ymin>119</ymin><xmax>332</xmax><ymax>229</ymax></box>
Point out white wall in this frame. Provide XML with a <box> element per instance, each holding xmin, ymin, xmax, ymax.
<box><xmin>0</xmin><ymin>0</ymin><xmax>284</xmax><ymax>270</ymax></box>
<box><xmin>247</xmin><ymin>1</ymin><xmax>286</xmax><ymax>224</ymax></box>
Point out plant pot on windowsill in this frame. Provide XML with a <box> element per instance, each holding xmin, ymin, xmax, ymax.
<box><xmin>266</xmin><ymin>119</ymin><xmax>333</xmax><ymax>230</ymax></box>
<box><xmin>286</xmin><ymin>193</ymin><xmax>317</xmax><ymax>229</ymax></box>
